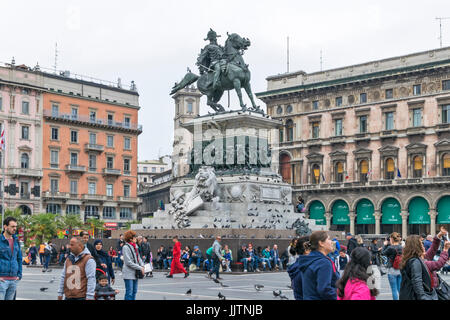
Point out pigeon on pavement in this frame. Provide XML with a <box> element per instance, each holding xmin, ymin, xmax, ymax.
<box><xmin>186</xmin><ymin>289</ymin><xmax>192</xmax><ymax>295</ymax></box>
<box><xmin>254</xmin><ymin>284</ymin><xmax>264</xmax><ymax>291</ymax></box>
<box><xmin>40</xmin><ymin>287</ymin><xmax>49</xmax><ymax>292</ymax></box>
<box><xmin>218</xmin><ymin>292</ymin><xmax>226</xmax><ymax>300</ymax></box>
<box><xmin>273</xmin><ymin>290</ymin><xmax>282</xmax><ymax>297</ymax></box>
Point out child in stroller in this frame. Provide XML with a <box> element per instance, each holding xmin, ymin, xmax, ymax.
<box><xmin>95</xmin><ymin>274</ymin><xmax>119</xmax><ymax>300</ymax></box>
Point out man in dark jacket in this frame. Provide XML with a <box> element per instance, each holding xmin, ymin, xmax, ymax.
<box><xmin>346</xmin><ymin>233</ymin><xmax>358</xmax><ymax>255</ymax></box>
<box><xmin>28</xmin><ymin>242</ymin><xmax>38</xmax><ymax>265</ymax></box>
<box><xmin>140</xmin><ymin>237</ymin><xmax>151</xmax><ymax>264</ymax></box>
<box><xmin>237</xmin><ymin>245</ymin><xmax>251</xmax><ymax>272</ymax></box>
<box><xmin>189</xmin><ymin>246</ymin><xmax>203</xmax><ymax>268</ymax></box>
<box><xmin>0</xmin><ymin>217</ymin><xmax>22</xmax><ymax>300</ymax></box>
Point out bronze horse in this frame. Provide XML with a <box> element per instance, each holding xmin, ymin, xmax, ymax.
<box><xmin>170</xmin><ymin>33</ymin><xmax>260</xmax><ymax>113</ymax></box>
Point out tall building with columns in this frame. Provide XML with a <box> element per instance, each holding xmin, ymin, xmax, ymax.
<box><xmin>256</xmin><ymin>46</ymin><xmax>450</xmax><ymax>238</ymax></box>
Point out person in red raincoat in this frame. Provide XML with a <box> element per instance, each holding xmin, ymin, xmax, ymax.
<box><xmin>166</xmin><ymin>236</ymin><xmax>189</xmax><ymax>278</ymax></box>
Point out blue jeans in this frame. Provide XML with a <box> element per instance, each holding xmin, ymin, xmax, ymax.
<box><xmin>189</xmin><ymin>256</ymin><xmax>202</xmax><ymax>268</ymax></box>
<box><xmin>251</xmin><ymin>257</ymin><xmax>259</xmax><ymax>270</ymax></box>
<box><xmin>260</xmin><ymin>258</ymin><xmax>272</xmax><ymax>270</ymax></box>
<box><xmin>44</xmin><ymin>255</ymin><xmax>51</xmax><ymax>269</ymax></box>
<box><xmin>272</xmin><ymin>257</ymin><xmax>282</xmax><ymax>269</ymax></box>
<box><xmin>240</xmin><ymin>258</ymin><xmax>249</xmax><ymax>270</ymax></box>
<box><xmin>124</xmin><ymin>279</ymin><xmax>138</xmax><ymax>300</ymax></box>
<box><xmin>163</xmin><ymin>259</ymin><xmax>172</xmax><ymax>269</ymax></box>
<box><xmin>0</xmin><ymin>280</ymin><xmax>18</xmax><ymax>300</ymax></box>
<box><xmin>387</xmin><ymin>273</ymin><xmax>402</xmax><ymax>300</ymax></box>
<box><xmin>209</xmin><ymin>257</ymin><xmax>220</xmax><ymax>279</ymax></box>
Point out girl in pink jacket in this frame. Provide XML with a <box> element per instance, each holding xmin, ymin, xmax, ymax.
<box><xmin>336</xmin><ymin>247</ymin><xmax>379</xmax><ymax>300</ymax></box>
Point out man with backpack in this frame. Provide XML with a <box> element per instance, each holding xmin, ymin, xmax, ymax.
<box><xmin>382</xmin><ymin>232</ymin><xmax>403</xmax><ymax>300</ymax></box>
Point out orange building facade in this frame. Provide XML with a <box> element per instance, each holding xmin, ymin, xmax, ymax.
<box><xmin>41</xmin><ymin>87</ymin><xmax>142</xmax><ymax>224</ymax></box>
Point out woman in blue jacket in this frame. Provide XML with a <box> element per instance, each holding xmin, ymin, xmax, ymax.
<box><xmin>298</xmin><ymin>231</ymin><xmax>339</xmax><ymax>300</ymax></box>
<box><xmin>287</xmin><ymin>236</ymin><xmax>311</xmax><ymax>300</ymax></box>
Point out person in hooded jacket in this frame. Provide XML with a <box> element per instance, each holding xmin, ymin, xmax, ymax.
<box><xmin>298</xmin><ymin>231</ymin><xmax>339</xmax><ymax>300</ymax></box>
<box><xmin>336</xmin><ymin>247</ymin><xmax>379</xmax><ymax>300</ymax></box>
<box><xmin>93</xmin><ymin>240</ymin><xmax>115</xmax><ymax>284</ymax></box>
<box><xmin>287</xmin><ymin>236</ymin><xmax>310</xmax><ymax>300</ymax></box>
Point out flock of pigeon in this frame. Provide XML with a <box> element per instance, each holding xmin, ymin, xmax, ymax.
<box><xmin>182</xmin><ymin>277</ymin><xmax>291</xmax><ymax>300</ymax></box>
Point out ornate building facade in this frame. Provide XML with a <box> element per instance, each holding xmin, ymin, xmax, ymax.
<box><xmin>256</xmin><ymin>47</ymin><xmax>450</xmax><ymax>238</ymax></box>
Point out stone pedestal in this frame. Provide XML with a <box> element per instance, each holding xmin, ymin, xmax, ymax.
<box><xmin>134</xmin><ymin>110</ymin><xmax>323</xmax><ymax>233</ymax></box>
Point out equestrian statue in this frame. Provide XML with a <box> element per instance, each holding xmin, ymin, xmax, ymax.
<box><xmin>170</xmin><ymin>29</ymin><xmax>261</xmax><ymax>113</ymax></box>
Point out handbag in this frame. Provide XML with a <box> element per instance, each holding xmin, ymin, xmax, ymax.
<box><xmin>435</xmin><ymin>273</ymin><xmax>450</xmax><ymax>300</ymax></box>
<box><xmin>126</xmin><ymin>244</ymin><xmax>144</xmax><ymax>279</ymax></box>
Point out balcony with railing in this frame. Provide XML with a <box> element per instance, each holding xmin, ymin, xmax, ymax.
<box><xmin>65</xmin><ymin>164</ymin><xmax>86</xmax><ymax>173</ymax></box>
<box><xmin>43</xmin><ymin>109</ymin><xmax>143</xmax><ymax>132</ymax></box>
<box><xmin>10</xmin><ymin>168</ymin><xmax>43</xmax><ymax>178</ymax></box>
<box><xmin>102</xmin><ymin>168</ymin><xmax>121</xmax><ymax>176</ymax></box>
<box><xmin>20</xmin><ymin>193</ymin><xmax>30</xmax><ymax>200</ymax></box>
<box><xmin>117</xmin><ymin>196</ymin><xmax>142</xmax><ymax>204</ymax></box>
<box><xmin>42</xmin><ymin>191</ymin><xmax>70</xmax><ymax>199</ymax></box>
<box><xmin>84</xmin><ymin>143</ymin><xmax>104</xmax><ymax>152</ymax></box>
<box><xmin>82</xmin><ymin>194</ymin><xmax>107</xmax><ymax>201</ymax></box>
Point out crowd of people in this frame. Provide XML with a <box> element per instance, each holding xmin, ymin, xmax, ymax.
<box><xmin>287</xmin><ymin>227</ymin><xmax>450</xmax><ymax>300</ymax></box>
<box><xmin>2</xmin><ymin>214</ymin><xmax>450</xmax><ymax>301</ymax></box>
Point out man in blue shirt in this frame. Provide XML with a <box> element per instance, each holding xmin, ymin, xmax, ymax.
<box><xmin>0</xmin><ymin>217</ymin><xmax>22</xmax><ymax>300</ymax></box>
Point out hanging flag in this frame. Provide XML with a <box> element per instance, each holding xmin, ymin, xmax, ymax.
<box><xmin>397</xmin><ymin>168</ymin><xmax>402</xmax><ymax>178</ymax></box>
<box><xmin>345</xmin><ymin>171</ymin><xmax>349</xmax><ymax>180</ymax></box>
<box><xmin>0</xmin><ymin>129</ymin><xmax>4</xmax><ymax>150</ymax></box>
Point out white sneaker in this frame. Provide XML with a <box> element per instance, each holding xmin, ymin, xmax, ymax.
<box><xmin>256</xmin><ymin>268</ymin><xmax>261</xmax><ymax>272</ymax></box>
<box><xmin>244</xmin><ymin>269</ymin><xmax>248</xmax><ymax>272</ymax></box>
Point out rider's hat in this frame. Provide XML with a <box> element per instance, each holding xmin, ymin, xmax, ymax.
<box><xmin>204</xmin><ymin>28</ymin><xmax>221</xmax><ymax>41</ymax></box>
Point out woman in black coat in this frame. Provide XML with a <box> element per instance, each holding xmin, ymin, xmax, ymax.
<box><xmin>94</xmin><ymin>240</ymin><xmax>116</xmax><ymax>285</ymax></box>
<box><xmin>399</xmin><ymin>235</ymin><xmax>437</xmax><ymax>300</ymax></box>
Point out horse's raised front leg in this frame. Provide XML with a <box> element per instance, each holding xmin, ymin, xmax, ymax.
<box><xmin>233</xmin><ymin>79</ymin><xmax>246</xmax><ymax>111</ymax></box>
<box><xmin>243</xmin><ymin>82</ymin><xmax>259</xmax><ymax>110</ymax></box>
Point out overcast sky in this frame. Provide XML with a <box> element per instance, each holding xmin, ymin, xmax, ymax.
<box><xmin>2</xmin><ymin>0</ymin><xmax>450</xmax><ymax>161</ymax></box>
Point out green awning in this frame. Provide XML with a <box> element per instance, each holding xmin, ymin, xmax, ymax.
<box><xmin>381</xmin><ymin>198</ymin><xmax>402</xmax><ymax>224</ymax></box>
<box><xmin>309</xmin><ymin>201</ymin><xmax>326</xmax><ymax>225</ymax></box>
<box><xmin>408</xmin><ymin>197</ymin><xmax>430</xmax><ymax>224</ymax></box>
<box><xmin>356</xmin><ymin>199</ymin><xmax>375</xmax><ymax>224</ymax></box>
<box><xmin>332</xmin><ymin>200</ymin><xmax>349</xmax><ymax>225</ymax></box>
<box><xmin>437</xmin><ymin>196</ymin><xmax>450</xmax><ymax>224</ymax></box>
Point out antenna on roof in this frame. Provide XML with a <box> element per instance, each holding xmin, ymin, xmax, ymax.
<box><xmin>320</xmin><ymin>49</ymin><xmax>323</xmax><ymax>71</ymax></box>
<box><xmin>436</xmin><ymin>17</ymin><xmax>450</xmax><ymax>48</ymax></box>
<box><xmin>53</xmin><ymin>42</ymin><xmax>58</xmax><ymax>74</ymax></box>
<box><xmin>286</xmin><ymin>36</ymin><xmax>290</xmax><ymax>73</ymax></box>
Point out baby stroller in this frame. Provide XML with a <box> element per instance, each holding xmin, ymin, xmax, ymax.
<box><xmin>95</xmin><ymin>290</ymin><xmax>117</xmax><ymax>300</ymax></box>
<box><xmin>95</xmin><ymin>268</ymin><xmax>118</xmax><ymax>300</ymax></box>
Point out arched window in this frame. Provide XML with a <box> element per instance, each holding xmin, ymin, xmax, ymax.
<box><xmin>279</xmin><ymin>153</ymin><xmax>292</xmax><ymax>184</ymax></box>
<box><xmin>413</xmin><ymin>155</ymin><xmax>423</xmax><ymax>178</ymax></box>
<box><xmin>19</xmin><ymin>205</ymin><xmax>31</xmax><ymax>215</ymax></box>
<box><xmin>360</xmin><ymin>160</ymin><xmax>369</xmax><ymax>182</ymax></box>
<box><xmin>21</xmin><ymin>153</ymin><xmax>29</xmax><ymax>169</ymax></box>
<box><xmin>312</xmin><ymin>164</ymin><xmax>320</xmax><ymax>184</ymax></box>
<box><xmin>443</xmin><ymin>153</ymin><xmax>450</xmax><ymax>176</ymax></box>
<box><xmin>385</xmin><ymin>158</ymin><xmax>395</xmax><ymax>180</ymax></box>
<box><xmin>286</xmin><ymin>119</ymin><xmax>294</xmax><ymax>142</ymax></box>
<box><xmin>335</xmin><ymin>162</ymin><xmax>344</xmax><ymax>182</ymax></box>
